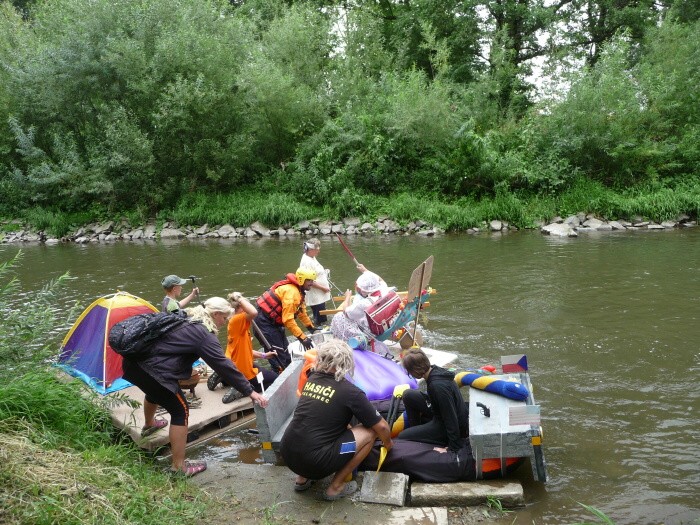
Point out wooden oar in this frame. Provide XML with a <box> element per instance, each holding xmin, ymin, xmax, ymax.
<box><xmin>320</xmin><ymin>301</ymin><xmax>431</xmax><ymax>316</ymax></box>
<box><xmin>331</xmin><ymin>288</ymin><xmax>437</xmax><ymax>302</ymax></box>
<box><xmin>336</xmin><ymin>233</ymin><xmax>360</xmax><ymax>266</ymax></box>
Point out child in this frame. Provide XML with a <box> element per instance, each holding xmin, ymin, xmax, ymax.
<box><xmin>161</xmin><ymin>274</ymin><xmax>199</xmax><ymax>313</ymax></box>
<box><xmin>208</xmin><ymin>292</ymin><xmax>278</xmax><ymax>404</ymax></box>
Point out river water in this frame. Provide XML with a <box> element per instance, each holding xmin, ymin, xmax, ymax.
<box><xmin>2</xmin><ymin>229</ymin><xmax>699</xmax><ymax>525</ymax></box>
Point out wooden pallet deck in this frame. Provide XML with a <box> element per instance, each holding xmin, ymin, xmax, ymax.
<box><xmin>109</xmin><ymin>374</ymin><xmax>255</xmax><ymax>452</ymax></box>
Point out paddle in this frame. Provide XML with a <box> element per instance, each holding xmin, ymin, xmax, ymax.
<box><xmin>251</xmin><ymin>319</ymin><xmax>283</xmax><ymax>354</ymax></box>
<box><xmin>335</xmin><ymin>233</ymin><xmax>360</xmax><ymax>266</ymax></box>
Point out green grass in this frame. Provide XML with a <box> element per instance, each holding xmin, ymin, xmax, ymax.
<box><xmin>4</xmin><ymin>176</ymin><xmax>699</xmax><ymax>235</ymax></box>
<box><xmin>0</xmin><ymin>253</ymin><xmax>212</xmax><ymax>525</ymax></box>
<box><xmin>169</xmin><ymin>191</ymin><xmax>323</xmax><ymax>228</ymax></box>
<box><xmin>572</xmin><ymin>502</ymin><xmax>617</xmax><ymax>524</ymax></box>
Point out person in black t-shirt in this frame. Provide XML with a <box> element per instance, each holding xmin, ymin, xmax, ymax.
<box><xmin>280</xmin><ymin>339</ymin><xmax>393</xmax><ymax>500</ymax></box>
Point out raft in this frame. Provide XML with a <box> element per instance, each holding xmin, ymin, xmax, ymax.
<box><xmin>360</xmin><ymin>438</ymin><xmax>524</xmax><ymax>482</ymax></box>
<box><xmin>296</xmin><ymin>347</ymin><xmax>418</xmax><ymax>401</ymax></box>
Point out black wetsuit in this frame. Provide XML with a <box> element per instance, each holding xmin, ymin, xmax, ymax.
<box><xmin>398</xmin><ymin>365</ymin><xmax>469</xmax><ymax>452</ymax></box>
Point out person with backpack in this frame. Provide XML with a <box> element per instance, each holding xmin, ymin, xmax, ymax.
<box><xmin>121</xmin><ymin>297</ymin><xmax>268</xmax><ymax>477</ymax></box>
<box><xmin>254</xmin><ymin>268</ymin><xmax>318</xmax><ymax>373</ymax></box>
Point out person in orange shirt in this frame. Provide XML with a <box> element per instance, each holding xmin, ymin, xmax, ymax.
<box><xmin>208</xmin><ymin>292</ymin><xmax>279</xmax><ymax>403</ymax></box>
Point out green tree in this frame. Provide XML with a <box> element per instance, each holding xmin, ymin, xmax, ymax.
<box><xmin>560</xmin><ymin>0</ymin><xmax>660</xmax><ymax>68</ymax></box>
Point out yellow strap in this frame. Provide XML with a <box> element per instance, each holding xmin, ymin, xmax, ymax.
<box><xmin>376</xmin><ymin>446</ymin><xmax>388</xmax><ymax>472</ymax></box>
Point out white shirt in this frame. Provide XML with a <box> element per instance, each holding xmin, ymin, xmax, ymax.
<box><xmin>300</xmin><ymin>253</ymin><xmax>331</xmax><ymax>307</ymax></box>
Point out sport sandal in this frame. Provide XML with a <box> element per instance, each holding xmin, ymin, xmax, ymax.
<box><xmin>294</xmin><ymin>478</ymin><xmax>314</xmax><ymax>492</ymax></box>
<box><xmin>322</xmin><ymin>480</ymin><xmax>357</xmax><ymax>501</ymax></box>
<box><xmin>171</xmin><ymin>460</ymin><xmax>207</xmax><ymax>478</ymax></box>
<box><xmin>207</xmin><ymin>372</ymin><xmax>222</xmax><ymax>391</ymax></box>
<box><xmin>222</xmin><ymin>387</ymin><xmax>244</xmax><ymax>404</ymax></box>
<box><xmin>141</xmin><ymin>417</ymin><xmax>168</xmax><ymax>437</ymax></box>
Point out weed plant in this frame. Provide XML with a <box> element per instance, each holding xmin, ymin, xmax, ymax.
<box><xmin>132</xmin><ymin>175</ymin><xmax>700</xmax><ymax>233</ymax></box>
<box><xmin>7</xmin><ymin>175</ymin><xmax>699</xmax><ymax>236</ymax></box>
<box><xmin>0</xmin><ymin>252</ymin><xmax>210</xmax><ymax>525</ymax></box>
<box><xmin>170</xmin><ymin>191</ymin><xmax>322</xmax><ymax>228</ymax></box>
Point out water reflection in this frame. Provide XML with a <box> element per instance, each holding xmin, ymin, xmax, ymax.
<box><xmin>2</xmin><ymin>228</ymin><xmax>699</xmax><ymax>524</ymax></box>
<box><xmin>190</xmin><ymin>422</ymin><xmax>265</xmax><ymax>465</ymax></box>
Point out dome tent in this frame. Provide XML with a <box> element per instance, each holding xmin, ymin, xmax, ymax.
<box><xmin>57</xmin><ymin>291</ymin><xmax>157</xmax><ymax>394</ymax></box>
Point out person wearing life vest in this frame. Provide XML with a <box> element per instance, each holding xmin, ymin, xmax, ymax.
<box><xmin>255</xmin><ymin>268</ymin><xmax>319</xmax><ymax>373</ymax></box>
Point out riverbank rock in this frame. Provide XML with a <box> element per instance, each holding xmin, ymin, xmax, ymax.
<box><xmin>1</xmin><ymin>213</ymin><xmax>696</xmax><ymax>245</ymax></box>
<box><xmin>541</xmin><ymin>223</ymin><xmax>578</xmax><ymax>237</ymax></box>
<box><xmin>159</xmin><ymin>228</ymin><xmax>186</xmax><ymax>239</ymax></box>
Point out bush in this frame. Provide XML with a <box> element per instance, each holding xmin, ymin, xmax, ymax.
<box><xmin>0</xmin><ymin>250</ymin><xmax>211</xmax><ymax>525</ymax></box>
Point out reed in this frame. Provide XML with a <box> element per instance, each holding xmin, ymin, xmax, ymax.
<box><xmin>19</xmin><ymin>207</ymin><xmax>102</xmax><ymax>237</ymax></box>
<box><xmin>8</xmin><ymin>175</ymin><xmax>699</xmax><ymax>236</ymax></box>
<box><xmin>0</xmin><ymin>252</ymin><xmax>210</xmax><ymax>525</ymax></box>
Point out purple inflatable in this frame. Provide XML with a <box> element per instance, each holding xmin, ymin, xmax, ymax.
<box><xmin>348</xmin><ymin>349</ymin><xmax>418</xmax><ymax>401</ymax></box>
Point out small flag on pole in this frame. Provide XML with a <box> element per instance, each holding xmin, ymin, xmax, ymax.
<box><xmin>257</xmin><ymin>371</ymin><xmax>265</xmax><ymax>395</ymax></box>
<box><xmin>501</xmin><ymin>354</ymin><xmax>528</xmax><ymax>373</ymax></box>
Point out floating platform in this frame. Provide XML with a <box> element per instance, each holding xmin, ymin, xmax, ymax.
<box><xmin>108</xmin><ymin>372</ymin><xmax>255</xmax><ymax>452</ymax></box>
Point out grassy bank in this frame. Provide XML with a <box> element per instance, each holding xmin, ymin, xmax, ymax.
<box><xmin>0</xmin><ymin>252</ymin><xmax>209</xmax><ymax>525</ymax></box>
<box><xmin>4</xmin><ymin>177</ymin><xmax>700</xmax><ymax>239</ymax></box>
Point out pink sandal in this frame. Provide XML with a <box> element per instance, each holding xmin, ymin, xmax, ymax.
<box><xmin>173</xmin><ymin>460</ymin><xmax>207</xmax><ymax>477</ymax></box>
<box><xmin>141</xmin><ymin>417</ymin><xmax>168</xmax><ymax>437</ymax></box>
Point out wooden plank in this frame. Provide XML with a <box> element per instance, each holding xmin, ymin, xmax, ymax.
<box><xmin>407</xmin><ymin>255</ymin><xmax>434</xmax><ymax>302</ymax></box>
<box><xmin>331</xmin><ymin>289</ymin><xmax>437</xmax><ymax>303</ymax></box>
<box><xmin>108</xmin><ymin>373</ymin><xmax>254</xmax><ymax>452</ymax></box>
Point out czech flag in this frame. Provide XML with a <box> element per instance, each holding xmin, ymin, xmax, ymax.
<box><xmin>501</xmin><ymin>354</ymin><xmax>528</xmax><ymax>373</ymax></box>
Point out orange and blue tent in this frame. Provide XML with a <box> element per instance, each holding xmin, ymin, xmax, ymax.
<box><xmin>57</xmin><ymin>291</ymin><xmax>157</xmax><ymax>394</ymax></box>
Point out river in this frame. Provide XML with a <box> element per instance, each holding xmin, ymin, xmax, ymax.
<box><xmin>2</xmin><ymin>228</ymin><xmax>699</xmax><ymax>525</ymax></box>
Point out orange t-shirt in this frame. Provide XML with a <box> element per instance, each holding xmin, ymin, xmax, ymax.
<box><xmin>226</xmin><ymin>312</ymin><xmax>257</xmax><ymax>381</ymax></box>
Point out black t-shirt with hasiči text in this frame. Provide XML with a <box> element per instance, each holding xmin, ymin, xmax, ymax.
<box><xmin>281</xmin><ymin>371</ymin><xmax>381</xmax><ymax>453</ymax></box>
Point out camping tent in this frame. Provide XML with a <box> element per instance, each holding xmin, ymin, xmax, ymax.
<box><xmin>57</xmin><ymin>291</ymin><xmax>158</xmax><ymax>394</ymax></box>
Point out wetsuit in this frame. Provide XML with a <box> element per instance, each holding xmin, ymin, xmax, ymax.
<box><xmin>398</xmin><ymin>365</ymin><xmax>469</xmax><ymax>452</ymax></box>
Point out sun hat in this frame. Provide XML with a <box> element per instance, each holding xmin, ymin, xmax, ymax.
<box><xmin>356</xmin><ymin>272</ymin><xmax>382</xmax><ymax>294</ymax></box>
<box><xmin>161</xmin><ymin>275</ymin><xmax>188</xmax><ymax>288</ymax></box>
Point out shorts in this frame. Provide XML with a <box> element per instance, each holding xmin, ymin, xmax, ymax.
<box><xmin>281</xmin><ymin>428</ymin><xmax>357</xmax><ymax>480</ymax></box>
<box><xmin>122</xmin><ymin>360</ymin><xmax>189</xmax><ymax>426</ymax></box>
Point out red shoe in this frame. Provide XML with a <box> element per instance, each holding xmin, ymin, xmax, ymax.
<box><xmin>173</xmin><ymin>460</ymin><xmax>207</xmax><ymax>477</ymax></box>
<box><xmin>141</xmin><ymin>417</ymin><xmax>168</xmax><ymax>437</ymax></box>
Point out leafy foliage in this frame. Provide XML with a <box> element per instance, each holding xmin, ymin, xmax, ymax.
<box><xmin>0</xmin><ymin>0</ymin><xmax>697</xmax><ymax>223</ymax></box>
